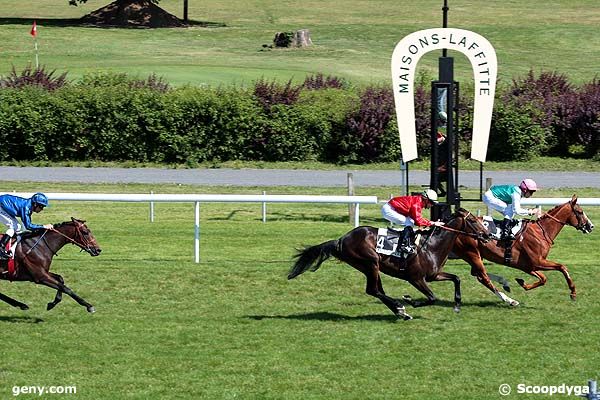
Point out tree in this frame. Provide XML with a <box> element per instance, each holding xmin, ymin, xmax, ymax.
<box><xmin>70</xmin><ymin>0</ymin><xmax>185</xmax><ymax>28</ymax></box>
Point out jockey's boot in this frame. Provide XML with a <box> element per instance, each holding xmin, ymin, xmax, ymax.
<box><xmin>399</xmin><ymin>226</ymin><xmax>416</xmax><ymax>254</ymax></box>
<box><xmin>0</xmin><ymin>234</ymin><xmax>11</xmax><ymax>259</ymax></box>
<box><xmin>497</xmin><ymin>218</ymin><xmax>513</xmax><ymax>247</ymax></box>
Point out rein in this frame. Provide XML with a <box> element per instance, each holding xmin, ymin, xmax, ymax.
<box><xmin>541</xmin><ymin>213</ymin><xmax>566</xmax><ymax>226</ymax></box>
<box><xmin>437</xmin><ymin>212</ymin><xmax>488</xmax><ymax>240</ymax></box>
<box><xmin>48</xmin><ymin>226</ymin><xmax>91</xmax><ymax>253</ymax></box>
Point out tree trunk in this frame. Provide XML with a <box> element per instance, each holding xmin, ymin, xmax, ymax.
<box><xmin>292</xmin><ymin>29</ymin><xmax>312</xmax><ymax>47</ymax></box>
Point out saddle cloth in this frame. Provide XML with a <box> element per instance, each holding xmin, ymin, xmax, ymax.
<box><xmin>1</xmin><ymin>235</ymin><xmax>20</xmax><ymax>279</ymax></box>
<box><xmin>375</xmin><ymin>227</ymin><xmax>423</xmax><ymax>256</ymax></box>
<box><xmin>481</xmin><ymin>216</ymin><xmax>524</xmax><ymax>239</ymax></box>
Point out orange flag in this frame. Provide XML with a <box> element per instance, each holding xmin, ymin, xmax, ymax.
<box><xmin>30</xmin><ymin>20</ymin><xmax>37</xmax><ymax>37</ymax></box>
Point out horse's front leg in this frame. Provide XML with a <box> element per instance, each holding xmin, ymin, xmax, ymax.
<box><xmin>462</xmin><ymin>251</ymin><xmax>520</xmax><ymax>307</ymax></box>
<box><xmin>430</xmin><ymin>272</ymin><xmax>462</xmax><ymax>313</ymax></box>
<box><xmin>0</xmin><ymin>291</ymin><xmax>29</xmax><ymax>310</ymax></box>
<box><xmin>515</xmin><ymin>271</ymin><xmax>548</xmax><ymax>292</ymax></box>
<box><xmin>46</xmin><ymin>272</ymin><xmax>64</xmax><ymax>311</ymax></box>
<box><xmin>535</xmin><ymin>260</ymin><xmax>577</xmax><ymax>300</ymax></box>
<box><xmin>402</xmin><ymin>278</ymin><xmax>438</xmax><ymax>308</ymax></box>
<box><xmin>38</xmin><ymin>274</ymin><xmax>95</xmax><ymax>313</ymax></box>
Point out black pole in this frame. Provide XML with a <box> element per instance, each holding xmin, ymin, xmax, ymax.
<box><xmin>442</xmin><ymin>0</ymin><xmax>449</xmax><ymax>57</ymax></box>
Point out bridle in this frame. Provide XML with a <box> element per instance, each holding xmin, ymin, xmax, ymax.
<box><xmin>540</xmin><ymin>202</ymin><xmax>590</xmax><ymax>232</ymax></box>
<box><xmin>47</xmin><ymin>222</ymin><xmax>98</xmax><ymax>255</ymax></box>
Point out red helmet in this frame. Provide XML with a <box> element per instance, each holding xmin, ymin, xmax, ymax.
<box><xmin>519</xmin><ymin>179</ymin><xmax>538</xmax><ymax>192</ymax></box>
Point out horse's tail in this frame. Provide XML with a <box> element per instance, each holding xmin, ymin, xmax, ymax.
<box><xmin>288</xmin><ymin>239</ymin><xmax>339</xmax><ymax>280</ymax></box>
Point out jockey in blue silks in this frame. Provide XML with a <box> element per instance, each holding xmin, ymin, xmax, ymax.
<box><xmin>0</xmin><ymin>192</ymin><xmax>53</xmax><ymax>259</ymax></box>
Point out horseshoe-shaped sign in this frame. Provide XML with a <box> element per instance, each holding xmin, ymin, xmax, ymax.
<box><xmin>391</xmin><ymin>28</ymin><xmax>497</xmax><ymax>162</ymax></box>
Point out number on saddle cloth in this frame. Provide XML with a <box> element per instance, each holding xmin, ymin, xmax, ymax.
<box><xmin>375</xmin><ymin>227</ymin><xmax>421</xmax><ymax>256</ymax></box>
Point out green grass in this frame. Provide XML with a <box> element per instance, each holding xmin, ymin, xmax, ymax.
<box><xmin>0</xmin><ymin>0</ymin><xmax>599</xmax><ymax>86</ymax></box>
<box><xmin>0</xmin><ymin>181</ymin><xmax>599</xmax><ymax>399</ymax></box>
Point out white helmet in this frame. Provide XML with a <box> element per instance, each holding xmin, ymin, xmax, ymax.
<box><xmin>422</xmin><ymin>189</ymin><xmax>438</xmax><ymax>204</ymax></box>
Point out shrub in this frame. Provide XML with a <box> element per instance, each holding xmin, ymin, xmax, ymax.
<box><xmin>328</xmin><ymin>86</ymin><xmax>395</xmax><ymax>163</ymax></box>
<box><xmin>253</xmin><ymin>78</ymin><xmax>302</xmax><ymax>111</ymax></box>
<box><xmin>487</xmin><ymin>102</ymin><xmax>546</xmax><ymax>161</ymax></box>
<box><xmin>302</xmin><ymin>74</ymin><xmax>346</xmax><ymax>90</ymax></box>
<box><xmin>0</xmin><ymin>65</ymin><xmax>68</xmax><ymax>91</ymax></box>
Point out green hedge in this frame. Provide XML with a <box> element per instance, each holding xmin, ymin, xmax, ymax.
<box><xmin>0</xmin><ymin>80</ymin><xmax>589</xmax><ymax>164</ymax></box>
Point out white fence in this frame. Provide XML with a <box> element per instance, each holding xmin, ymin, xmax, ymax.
<box><xmin>521</xmin><ymin>198</ymin><xmax>600</xmax><ymax>206</ymax></box>
<box><xmin>2</xmin><ymin>192</ymin><xmax>379</xmax><ymax>263</ymax></box>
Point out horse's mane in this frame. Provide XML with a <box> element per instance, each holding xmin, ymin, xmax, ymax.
<box><xmin>20</xmin><ymin>219</ymin><xmax>79</xmax><ymax>239</ymax></box>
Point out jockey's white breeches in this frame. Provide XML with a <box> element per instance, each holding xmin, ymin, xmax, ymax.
<box><xmin>482</xmin><ymin>190</ymin><xmax>515</xmax><ymax>219</ymax></box>
<box><xmin>381</xmin><ymin>203</ymin><xmax>415</xmax><ymax>226</ymax></box>
<box><xmin>0</xmin><ymin>208</ymin><xmax>21</xmax><ymax>237</ymax></box>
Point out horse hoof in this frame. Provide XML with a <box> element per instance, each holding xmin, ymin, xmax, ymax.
<box><xmin>46</xmin><ymin>303</ymin><xmax>55</xmax><ymax>311</ymax></box>
<box><xmin>87</xmin><ymin>306</ymin><xmax>96</xmax><ymax>313</ymax></box>
<box><xmin>453</xmin><ymin>306</ymin><xmax>460</xmax><ymax>313</ymax></box>
<box><xmin>396</xmin><ymin>308</ymin><xmax>412</xmax><ymax>320</ymax></box>
<box><xmin>402</xmin><ymin>295</ymin><xmax>412</xmax><ymax>301</ymax></box>
<box><xmin>570</xmin><ymin>294</ymin><xmax>577</xmax><ymax>301</ymax></box>
<box><xmin>509</xmin><ymin>300</ymin><xmax>520</xmax><ymax>307</ymax></box>
<box><xmin>515</xmin><ymin>278</ymin><xmax>525</xmax><ymax>287</ymax></box>
<box><xmin>20</xmin><ymin>304</ymin><xmax>29</xmax><ymax>311</ymax></box>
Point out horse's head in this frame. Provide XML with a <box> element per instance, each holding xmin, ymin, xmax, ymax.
<box><xmin>447</xmin><ymin>208</ymin><xmax>491</xmax><ymax>243</ymax></box>
<box><xmin>567</xmin><ymin>195</ymin><xmax>594</xmax><ymax>234</ymax></box>
<box><xmin>55</xmin><ymin>218</ymin><xmax>102</xmax><ymax>256</ymax></box>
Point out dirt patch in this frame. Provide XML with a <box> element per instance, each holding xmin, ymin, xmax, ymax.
<box><xmin>79</xmin><ymin>0</ymin><xmax>185</xmax><ymax>28</ymax></box>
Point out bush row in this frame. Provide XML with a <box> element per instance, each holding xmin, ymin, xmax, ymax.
<box><xmin>0</xmin><ymin>70</ymin><xmax>597</xmax><ymax>164</ymax></box>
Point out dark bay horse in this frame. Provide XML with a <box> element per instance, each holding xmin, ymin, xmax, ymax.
<box><xmin>288</xmin><ymin>208</ymin><xmax>489</xmax><ymax>320</ymax></box>
<box><xmin>0</xmin><ymin>218</ymin><xmax>102</xmax><ymax>313</ymax></box>
<box><xmin>452</xmin><ymin>195</ymin><xmax>594</xmax><ymax>306</ymax></box>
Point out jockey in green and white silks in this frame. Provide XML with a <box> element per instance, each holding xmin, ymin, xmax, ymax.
<box><xmin>482</xmin><ymin>179</ymin><xmax>540</xmax><ymax>242</ymax></box>
<box><xmin>0</xmin><ymin>192</ymin><xmax>53</xmax><ymax>259</ymax></box>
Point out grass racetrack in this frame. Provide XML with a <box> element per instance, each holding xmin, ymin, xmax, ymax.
<box><xmin>0</xmin><ymin>182</ymin><xmax>598</xmax><ymax>399</ymax></box>
<box><xmin>1</xmin><ymin>0</ymin><xmax>600</xmax><ymax>85</ymax></box>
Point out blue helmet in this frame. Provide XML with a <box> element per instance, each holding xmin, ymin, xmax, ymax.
<box><xmin>31</xmin><ymin>192</ymin><xmax>49</xmax><ymax>207</ymax></box>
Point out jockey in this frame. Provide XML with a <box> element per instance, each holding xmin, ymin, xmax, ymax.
<box><xmin>482</xmin><ymin>178</ymin><xmax>541</xmax><ymax>243</ymax></box>
<box><xmin>381</xmin><ymin>189</ymin><xmax>445</xmax><ymax>254</ymax></box>
<box><xmin>0</xmin><ymin>192</ymin><xmax>53</xmax><ymax>259</ymax></box>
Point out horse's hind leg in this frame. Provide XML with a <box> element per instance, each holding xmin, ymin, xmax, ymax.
<box><xmin>0</xmin><ymin>291</ymin><xmax>29</xmax><ymax>310</ymax></box>
<box><xmin>360</xmin><ymin>263</ymin><xmax>411</xmax><ymax>320</ymax></box>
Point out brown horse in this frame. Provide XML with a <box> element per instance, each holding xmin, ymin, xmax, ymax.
<box><xmin>288</xmin><ymin>208</ymin><xmax>489</xmax><ymax>320</ymax></box>
<box><xmin>0</xmin><ymin>218</ymin><xmax>102</xmax><ymax>313</ymax></box>
<box><xmin>452</xmin><ymin>195</ymin><xmax>594</xmax><ymax>306</ymax></box>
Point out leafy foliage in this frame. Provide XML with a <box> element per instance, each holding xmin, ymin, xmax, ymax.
<box><xmin>0</xmin><ymin>65</ymin><xmax>68</xmax><ymax>91</ymax></box>
<box><xmin>302</xmin><ymin>73</ymin><xmax>346</xmax><ymax>90</ymax></box>
<box><xmin>253</xmin><ymin>78</ymin><xmax>302</xmax><ymax>111</ymax></box>
<box><xmin>0</xmin><ymin>69</ymin><xmax>598</xmax><ymax>164</ymax></box>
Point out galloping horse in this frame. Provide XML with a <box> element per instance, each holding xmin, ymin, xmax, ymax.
<box><xmin>452</xmin><ymin>195</ymin><xmax>593</xmax><ymax>305</ymax></box>
<box><xmin>288</xmin><ymin>208</ymin><xmax>489</xmax><ymax>320</ymax></box>
<box><xmin>0</xmin><ymin>218</ymin><xmax>102</xmax><ymax>313</ymax></box>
